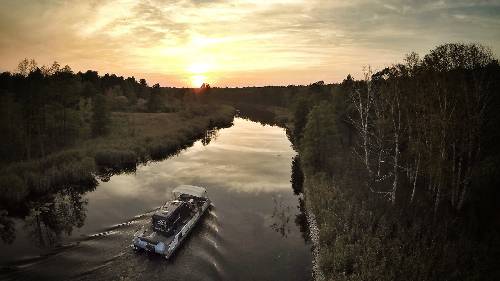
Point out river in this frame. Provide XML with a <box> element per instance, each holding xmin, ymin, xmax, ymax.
<box><xmin>0</xmin><ymin>117</ymin><xmax>312</xmax><ymax>281</ymax></box>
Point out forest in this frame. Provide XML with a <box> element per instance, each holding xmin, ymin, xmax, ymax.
<box><xmin>0</xmin><ymin>60</ymin><xmax>234</xmax><ymax>244</ymax></box>
<box><xmin>0</xmin><ymin>59</ymin><xmax>215</xmax><ymax>164</ymax></box>
<box><xmin>201</xmin><ymin>42</ymin><xmax>500</xmax><ymax>280</ymax></box>
<box><xmin>287</xmin><ymin>43</ymin><xmax>500</xmax><ymax>280</ymax></box>
<box><xmin>1</xmin><ymin>42</ymin><xmax>499</xmax><ymax>280</ymax></box>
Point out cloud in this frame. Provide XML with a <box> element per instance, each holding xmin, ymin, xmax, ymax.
<box><xmin>0</xmin><ymin>0</ymin><xmax>499</xmax><ymax>86</ymax></box>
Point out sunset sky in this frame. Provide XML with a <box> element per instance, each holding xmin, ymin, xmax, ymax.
<box><xmin>1</xmin><ymin>0</ymin><xmax>499</xmax><ymax>87</ymax></box>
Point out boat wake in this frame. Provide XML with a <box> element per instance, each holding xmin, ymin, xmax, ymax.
<box><xmin>0</xmin><ymin>205</ymin><xmax>229</xmax><ymax>281</ymax></box>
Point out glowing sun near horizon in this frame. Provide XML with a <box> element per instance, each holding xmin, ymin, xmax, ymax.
<box><xmin>191</xmin><ymin>75</ymin><xmax>207</xmax><ymax>88</ymax></box>
<box><xmin>188</xmin><ymin>62</ymin><xmax>211</xmax><ymax>88</ymax></box>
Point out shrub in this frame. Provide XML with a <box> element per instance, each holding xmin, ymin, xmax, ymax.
<box><xmin>0</xmin><ymin>174</ymin><xmax>28</xmax><ymax>205</ymax></box>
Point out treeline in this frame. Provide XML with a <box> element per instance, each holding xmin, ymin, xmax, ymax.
<box><xmin>349</xmin><ymin>44</ymin><xmax>499</xmax><ymax>211</ymax></box>
<box><xmin>286</xmin><ymin>43</ymin><xmax>500</xmax><ymax>280</ymax></box>
<box><xmin>0</xmin><ymin>59</ymin><xmax>236</xmax><ymax>244</ymax></box>
<box><xmin>0</xmin><ymin>59</ymin><xmax>235</xmax><ymax>223</ymax></box>
<box><xmin>0</xmin><ymin>59</ymin><xmax>195</xmax><ymax>165</ymax></box>
<box><xmin>199</xmin><ymin>81</ymin><xmax>334</xmax><ymax>109</ymax></box>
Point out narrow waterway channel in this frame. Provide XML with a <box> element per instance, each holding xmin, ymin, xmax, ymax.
<box><xmin>0</xmin><ymin>117</ymin><xmax>311</xmax><ymax>281</ymax></box>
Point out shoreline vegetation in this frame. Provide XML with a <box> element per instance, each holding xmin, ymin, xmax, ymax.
<box><xmin>0</xmin><ymin>62</ymin><xmax>235</xmax><ymax>227</ymax></box>
<box><xmin>1</xmin><ymin>42</ymin><xmax>500</xmax><ymax>280</ymax></box>
<box><xmin>288</xmin><ymin>44</ymin><xmax>500</xmax><ymax>280</ymax></box>
<box><xmin>0</xmin><ymin>105</ymin><xmax>235</xmax><ymax>212</ymax></box>
<box><xmin>226</xmin><ymin>43</ymin><xmax>500</xmax><ymax>280</ymax></box>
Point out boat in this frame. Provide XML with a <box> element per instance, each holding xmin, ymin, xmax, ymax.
<box><xmin>131</xmin><ymin>185</ymin><xmax>211</xmax><ymax>259</ymax></box>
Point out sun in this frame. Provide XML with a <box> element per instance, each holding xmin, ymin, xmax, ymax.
<box><xmin>191</xmin><ymin>75</ymin><xmax>206</xmax><ymax>88</ymax></box>
<box><xmin>187</xmin><ymin>62</ymin><xmax>212</xmax><ymax>87</ymax></box>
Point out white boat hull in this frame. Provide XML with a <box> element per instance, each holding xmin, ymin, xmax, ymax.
<box><xmin>132</xmin><ymin>198</ymin><xmax>211</xmax><ymax>259</ymax></box>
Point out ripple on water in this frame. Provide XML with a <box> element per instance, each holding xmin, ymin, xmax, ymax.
<box><xmin>0</xmin><ymin>118</ymin><xmax>312</xmax><ymax>281</ymax></box>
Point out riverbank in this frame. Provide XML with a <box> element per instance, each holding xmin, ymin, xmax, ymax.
<box><xmin>0</xmin><ymin>104</ymin><xmax>235</xmax><ymax>212</ymax></box>
<box><xmin>240</xmin><ymin>104</ymin><xmax>326</xmax><ymax>280</ymax></box>
<box><xmin>283</xmin><ymin>49</ymin><xmax>500</xmax><ymax>279</ymax></box>
<box><xmin>0</xmin><ymin>116</ymin><xmax>311</xmax><ymax>281</ymax></box>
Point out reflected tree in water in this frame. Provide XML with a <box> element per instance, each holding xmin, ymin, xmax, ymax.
<box><xmin>290</xmin><ymin>155</ymin><xmax>311</xmax><ymax>243</ymax></box>
<box><xmin>23</xmin><ymin>190</ymin><xmax>88</xmax><ymax>248</ymax></box>
<box><xmin>294</xmin><ymin>197</ymin><xmax>310</xmax><ymax>243</ymax></box>
<box><xmin>0</xmin><ymin>210</ymin><xmax>15</xmax><ymax>244</ymax></box>
<box><xmin>96</xmin><ymin>165</ymin><xmax>137</xmax><ymax>182</ymax></box>
<box><xmin>201</xmin><ymin>128</ymin><xmax>219</xmax><ymax>146</ymax></box>
<box><xmin>0</xmin><ymin>167</ymin><xmax>98</xmax><ymax>246</ymax></box>
<box><xmin>270</xmin><ymin>195</ymin><xmax>291</xmax><ymax>238</ymax></box>
<box><xmin>236</xmin><ymin>103</ymin><xmax>278</xmax><ymax>126</ymax></box>
<box><xmin>291</xmin><ymin>155</ymin><xmax>304</xmax><ymax>195</ymax></box>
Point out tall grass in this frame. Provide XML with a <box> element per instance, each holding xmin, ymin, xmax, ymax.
<box><xmin>0</xmin><ymin>104</ymin><xmax>235</xmax><ymax>213</ymax></box>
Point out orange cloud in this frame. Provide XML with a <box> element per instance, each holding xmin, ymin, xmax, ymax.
<box><xmin>1</xmin><ymin>0</ymin><xmax>499</xmax><ymax>86</ymax></box>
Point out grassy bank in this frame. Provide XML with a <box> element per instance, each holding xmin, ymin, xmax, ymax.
<box><xmin>0</xmin><ymin>104</ymin><xmax>235</xmax><ymax>211</ymax></box>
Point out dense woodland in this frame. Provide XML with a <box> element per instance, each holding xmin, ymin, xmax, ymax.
<box><xmin>0</xmin><ymin>61</ymin><xmax>233</xmax><ymax>245</ymax></box>
<box><xmin>1</xmin><ymin>43</ymin><xmax>499</xmax><ymax>279</ymax></box>
<box><xmin>0</xmin><ymin>59</ymin><xmax>205</xmax><ymax>165</ymax></box>
<box><xmin>202</xmin><ymin>42</ymin><xmax>500</xmax><ymax>280</ymax></box>
<box><xmin>287</xmin><ymin>43</ymin><xmax>500</xmax><ymax>280</ymax></box>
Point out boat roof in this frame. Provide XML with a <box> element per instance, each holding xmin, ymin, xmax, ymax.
<box><xmin>172</xmin><ymin>185</ymin><xmax>207</xmax><ymax>198</ymax></box>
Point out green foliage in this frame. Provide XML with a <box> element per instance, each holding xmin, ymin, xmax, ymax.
<box><xmin>91</xmin><ymin>93</ymin><xmax>110</xmax><ymax>137</ymax></box>
<box><xmin>0</xmin><ymin>174</ymin><xmax>28</xmax><ymax>205</ymax></box>
<box><xmin>146</xmin><ymin>83</ymin><xmax>163</xmax><ymax>112</ymax></box>
<box><xmin>290</xmin><ymin>95</ymin><xmax>312</xmax><ymax>144</ymax></box>
<box><xmin>0</xmin><ymin>103</ymin><xmax>234</xmax><ymax>208</ymax></box>
<box><xmin>0</xmin><ymin>149</ymin><xmax>98</xmax><ymax>207</ymax></box>
<box><xmin>301</xmin><ymin>103</ymin><xmax>340</xmax><ymax>175</ymax></box>
<box><xmin>94</xmin><ymin>149</ymin><xmax>137</xmax><ymax>167</ymax></box>
<box><xmin>0</xmin><ymin>60</ymin><xmax>237</xmax><ymax>247</ymax></box>
<box><xmin>289</xmin><ymin>43</ymin><xmax>500</xmax><ymax>280</ymax></box>
<box><xmin>0</xmin><ymin>59</ymin><xmax>197</xmax><ymax>164</ymax></box>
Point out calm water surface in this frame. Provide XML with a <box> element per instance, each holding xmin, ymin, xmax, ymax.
<box><xmin>0</xmin><ymin>117</ymin><xmax>311</xmax><ymax>281</ymax></box>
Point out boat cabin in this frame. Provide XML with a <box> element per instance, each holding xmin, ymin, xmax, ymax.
<box><xmin>152</xmin><ymin>200</ymin><xmax>191</xmax><ymax>235</ymax></box>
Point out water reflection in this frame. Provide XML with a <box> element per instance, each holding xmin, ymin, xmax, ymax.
<box><xmin>295</xmin><ymin>197</ymin><xmax>310</xmax><ymax>243</ymax></box>
<box><xmin>0</xmin><ymin>124</ymin><xmax>226</xmax><ymax>249</ymax></box>
<box><xmin>202</xmin><ymin>128</ymin><xmax>219</xmax><ymax>146</ymax></box>
<box><xmin>291</xmin><ymin>155</ymin><xmax>304</xmax><ymax>195</ymax></box>
<box><xmin>268</xmin><ymin>194</ymin><xmax>310</xmax><ymax>243</ymax></box>
<box><xmin>0</xmin><ymin>210</ymin><xmax>15</xmax><ymax>244</ymax></box>
<box><xmin>237</xmin><ymin>106</ymin><xmax>310</xmax><ymax>244</ymax></box>
<box><xmin>0</xmin><ymin>187</ymin><xmax>91</xmax><ymax>250</ymax></box>
<box><xmin>270</xmin><ymin>195</ymin><xmax>292</xmax><ymax>238</ymax></box>
<box><xmin>97</xmin><ymin>165</ymin><xmax>137</xmax><ymax>183</ymax></box>
<box><xmin>96</xmin><ymin>126</ymin><xmax>224</xmax><ymax>182</ymax></box>
<box><xmin>0</xmin><ymin>115</ymin><xmax>312</xmax><ymax>281</ymax></box>
<box><xmin>268</xmin><ymin>167</ymin><xmax>310</xmax><ymax>243</ymax></box>
<box><xmin>23</xmin><ymin>190</ymin><xmax>88</xmax><ymax>248</ymax></box>
<box><xmin>236</xmin><ymin>103</ymin><xmax>279</xmax><ymax>126</ymax></box>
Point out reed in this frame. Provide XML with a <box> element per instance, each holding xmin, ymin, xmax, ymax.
<box><xmin>0</xmin><ymin>104</ymin><xmax>235</xmax><ymax>209</ymax></box>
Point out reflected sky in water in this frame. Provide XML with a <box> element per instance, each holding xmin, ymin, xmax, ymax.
<box><xmin>81</xmin><ymin>118</ymin><xmax>296</xmax><ymax>235</ymax></box>
<box><xmin>77</xmin><ymin>118</ymin><xmax>310</xmax><ymax>280</ymax></box>
<box><xmin>1</xmin><ymin>118</ymin><xmax>310</xmax><ymax>281</ymax></box>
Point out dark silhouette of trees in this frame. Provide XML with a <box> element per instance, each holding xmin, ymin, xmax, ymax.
<box><xmin>0</xmin><ymin>59</ymin><xmax>181</xmax><ymax>164</ymax></box>
<box><xmin>347</xmin><ymin>43</ymin><xmax>497</xmax><ymax>210</ymax></box>
<box><xmin>146</xmin><ymin>83</ymin><xmax>163</xmax><ymax>112</ymax></box>
<box><xmin>286</xmin><ymin>43</ymin><xmax>500</xmax><ymax>280</ymax></box>
<box><xmin>290</xmin><ymin>155</ymin><xmax>304</xmax><ymax>195</ymax></box>
<box><xmin>91</xmin><ymin>93</ymin><xmax>110</xmax><ymax>137</ymax></box>
<box><xmin>290</xmin><ymin>95</ymin><xmax>312</xmax><ymax>143</ymax></box>
<box><xmin>301</xmin><ymin>102</ymin><xmax>340</xmax><ymax>175</ymax></box>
